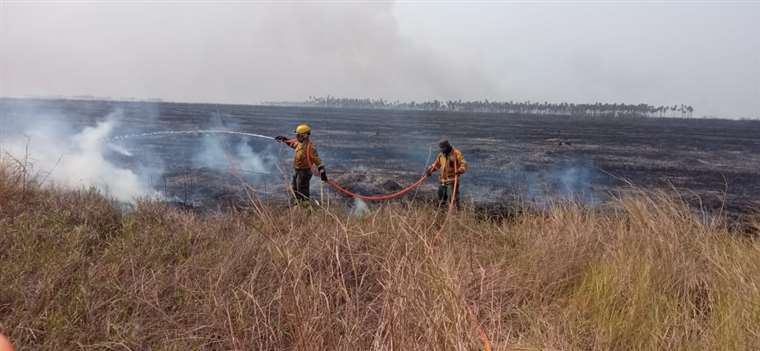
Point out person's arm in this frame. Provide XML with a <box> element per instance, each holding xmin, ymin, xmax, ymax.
<box><xmin>309</xmin><ymin>144</ymin><xmax>328</xmax><ymax>181</ymax></box>
<box><xmin>275</xmin><ymin>136</ymin><xmax>297</xmax><ymax>149</ymax></box>
<box><xmin>426</xmin><ymin>155</ymin><xmax>441</xmax><ymax>176</ymax></box>
<box><xmin>308</xmin><ymin>144</ymin><xmax>322</xmax><ymax>167</ymax></box>
<box><xmin>455</xmin><ymin>150</ymin><xmax>467</xmax><ymax>175</ymax></box>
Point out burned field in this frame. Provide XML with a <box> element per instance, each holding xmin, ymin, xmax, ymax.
<box><xmin>3</xmin><ymin>98</ymin><xmax>760</xmax><ymax>217</ymax></box>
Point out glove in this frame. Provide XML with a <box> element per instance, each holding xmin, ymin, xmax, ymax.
<box><xmin>275</xmin><ymin>136</ymin><xmax>288</xmax><ymax>143</ymax></box>
<box><xmin>425</xmin><ymin>168</ymin><xmax>433</xmax><ymax>177</ymax></box>
<box><xmin>318</xmin><ymin>166</ymin><xmax>328</xmax><ymax>182</ymax></box>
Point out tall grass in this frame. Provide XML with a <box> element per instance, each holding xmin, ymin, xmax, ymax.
<box><xmin>1</xmin><ymin>159</ymin><xmax>759</xmax><ymax>350</ymax></box>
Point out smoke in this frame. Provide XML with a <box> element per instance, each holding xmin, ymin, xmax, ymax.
<box><xmin>527</xmin><ymin>161</ymin><xmax>600</xmax><ymax>206</ymax></box>
<box><xmin>556</xmin><ymin>165</ymin><xmax>596</xmax><ymax>200</ymax></box>
<box><xmin>466</xmin><ymin>159</ymin><xmax>602</xmax><ymax>207</ymax></box>
<box><xmin>236</xmin><ymin>140</ymin><xmax>276</xmax><ymax>175</ymax></box>
<box><xmin>192</xmin><ymin>132</ymin><xmax>280</xmax><ymax>185</ymax></box>
<box><xmin>194</xmin><ymin>134</ymin><xmax>232</xmax><ymax>171</ymax></box>
<box><xmin>1</xmin><ymin>3</ymin><xmax>494</xmax><ymax>104</ymax></box>
<box><xmin>192</xmin><ymin>113</ymin><xmax>279</xmax><ymax>179</ymax></box>
<box><xmin>0</xmin><ymin>108</ymin><xmax>157</xmax><ymax>202</ymax></box>
<box><xmin>107</xmin><ymin>142</ymin><xmax>133</xmax><ymax>157</ymax></box>
<box><xmin>351</xmin><ymin>198</ymin><xmax>370</xmax><ymax>217</ymax></box>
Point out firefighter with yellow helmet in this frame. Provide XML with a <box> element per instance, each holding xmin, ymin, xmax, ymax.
<box><xmin>275</xmin><ymin>123</ymin><xmax>327</xmax><ymax>205</ymax></box>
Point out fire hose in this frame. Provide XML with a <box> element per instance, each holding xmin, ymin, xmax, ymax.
<box><xmin>286</xmin><ymin>137</ymin><xmax>429</xmax><ymax>202</ymax></box>
<box><xmin>326</xmin><ymin>176</ymin><xmax>427</xmax><ymax>201</ymax></box>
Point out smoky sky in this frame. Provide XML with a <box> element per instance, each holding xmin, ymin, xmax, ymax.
<box><xmin>1</xmin><ymin>1</ymin><xmax>758</xmax><ymax>118</ymax></box>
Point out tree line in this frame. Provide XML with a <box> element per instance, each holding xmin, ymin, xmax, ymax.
<box><xmin>277</xmin><ymin>96</ymin><xmax>696</xmax><ymax>118</ymax></box>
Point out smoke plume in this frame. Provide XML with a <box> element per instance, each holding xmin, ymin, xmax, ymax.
<box><xmin>351</xmin><ymin>198</ymin><xmax>370</xmax><ymax>217</ymax></box>
<box><xmin>193</xmin><ymin>133</ymin><xmax>278</xmax><ymax>176</ymax></box>
<box><xmin>1</xmin><ymin>2</ymin><xmax>494</xmax><ymax>105</ymax></box>
<box><xmin>0</xmin><ymin>108</ymin><xmax>157</xmax><ymax>202</ymax></box>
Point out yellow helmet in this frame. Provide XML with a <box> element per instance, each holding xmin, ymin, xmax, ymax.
<box><xmin>295</xmin><ymin>123</ymin><xmax>312</xmax><ymax>135</ymax></box>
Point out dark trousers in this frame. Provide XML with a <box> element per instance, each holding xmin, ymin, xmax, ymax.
<box><xmin>438</xmin><ymin>182</ymin><xmax>460</xmax><ymax>209</ymax></box>
<box><xmin>292</xmin><ymin>169</ymin><xmax>313</xmax><ymax>202</ymax></box>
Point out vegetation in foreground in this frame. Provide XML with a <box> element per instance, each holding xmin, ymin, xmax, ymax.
<box><xmin>1</xmin><ymin>161</ymin><xmax>759</xmax><ymax>350</ymax></box>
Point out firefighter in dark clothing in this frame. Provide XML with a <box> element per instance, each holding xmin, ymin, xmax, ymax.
<box><xmin>275</xmin><ymin>123</ymin><xmax>327</xmax><ymax>206</ymax></box>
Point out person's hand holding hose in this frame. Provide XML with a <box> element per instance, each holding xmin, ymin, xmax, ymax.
<box><xmin>318</xmin><ymin>166</ymin><xmax>328</xmax><ymax>182</ymax></box>
<box><xmin>275</xmin><ymin>136</ymin><xmax>288</xmax><ymax>143</ymax></box>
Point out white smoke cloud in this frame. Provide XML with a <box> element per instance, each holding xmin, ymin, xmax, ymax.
<box><xmin>193</xmin><ymin>133</ymin><xmax>277</xmax><ymax>176</ymax></box>
<box><xmin>351</xmin><ymin>198</ymin><xmax>370</xmax><ymax>217</ymax></box>
<box><xmin>107</xmin><ymin>142</ymin><xmax>133</xmax><ymax>157</ymax></box>
<box><xmin>236</xmin><ymin>140</ymin><xmax>275</xmax><ymax>174</ymax></box>
<box><xmin>193</xmin><ymin>134</ymin><xmax>229</xmax><ymax>171</ymax></box>
<box><xmin>1</xmin><ymin>2</ymin><xmax>494</xmax><ymax>106</ymax></box>
<box><xmin>1</xmin><ymin>109</ymin><xmax>156</xmax><ymax>202</ymax></box>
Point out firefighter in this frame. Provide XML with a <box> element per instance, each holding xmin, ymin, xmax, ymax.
<box><xmin>275</xmin><ymin>123</ymin><xmax>327</xmax><ymax>206</ymax></box>
<box><xmin>426</xmin><ymin>139</ymin><xmax>467</xmax><ymax>208</ymax></box>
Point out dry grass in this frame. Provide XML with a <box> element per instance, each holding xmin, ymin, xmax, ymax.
<box><xmin>1</xmin><ymin>159</ymin><xmax>759</xmax><ymax>350</ymax></box>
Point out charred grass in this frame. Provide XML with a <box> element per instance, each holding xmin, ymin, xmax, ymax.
<box><xmin>1</xmin><ymin>160</ymin><xmax>759</xmax><ymax>350</ymax></box>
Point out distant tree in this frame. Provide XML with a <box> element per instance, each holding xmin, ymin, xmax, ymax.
<box><xmin>296</xmin><ymin>96</ymin><xmax>693</xmax><ymax>119</ymax></box>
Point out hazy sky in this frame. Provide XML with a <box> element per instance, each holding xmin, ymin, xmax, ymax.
<box><xmin>1</xmin><ymin>1</ymin><xmax>759</xmax><ymax>117</ymax></box>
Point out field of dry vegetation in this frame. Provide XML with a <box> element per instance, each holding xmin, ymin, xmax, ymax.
<box><xmin>1</xmin><ymin>159</ymin><xmax>760</xmax><ymax>351</ymax></box>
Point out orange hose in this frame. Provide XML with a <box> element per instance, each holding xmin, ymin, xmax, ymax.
<box><xmin>298</xmin><ymin>139</ymin><xmax>427</xmax><ymax>202</ymax></box>
<box><xmin>466</xmin><ymin>297</ymin><xmax>492</xmax><ymax>351</ymax></box>
<box><xmin>326</xmin><ymin>175</ymin><xmax>427</xmax><ymax>201</ymax></box>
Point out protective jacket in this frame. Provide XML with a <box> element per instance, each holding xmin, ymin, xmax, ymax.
<box><xmin>284</xmin><ymin>139</ymin><xmax>322</xmax><ymax>170</ymax></box>
<box><xmin>428</xmin><ymin>147</ymin><xmax>467</xmax><ymax>184</ymax></box>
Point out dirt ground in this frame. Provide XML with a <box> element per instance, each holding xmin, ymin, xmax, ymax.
<box><xmin>3</xmin><ymin>98</ymin><xmax>760</xmax><ymax>216</ymax></box>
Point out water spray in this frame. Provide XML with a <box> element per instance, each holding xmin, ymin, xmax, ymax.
<box><xmin>108</xmin><ymin>130</ymin><xmax>275</xmax><ymax>142</ymax></box>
